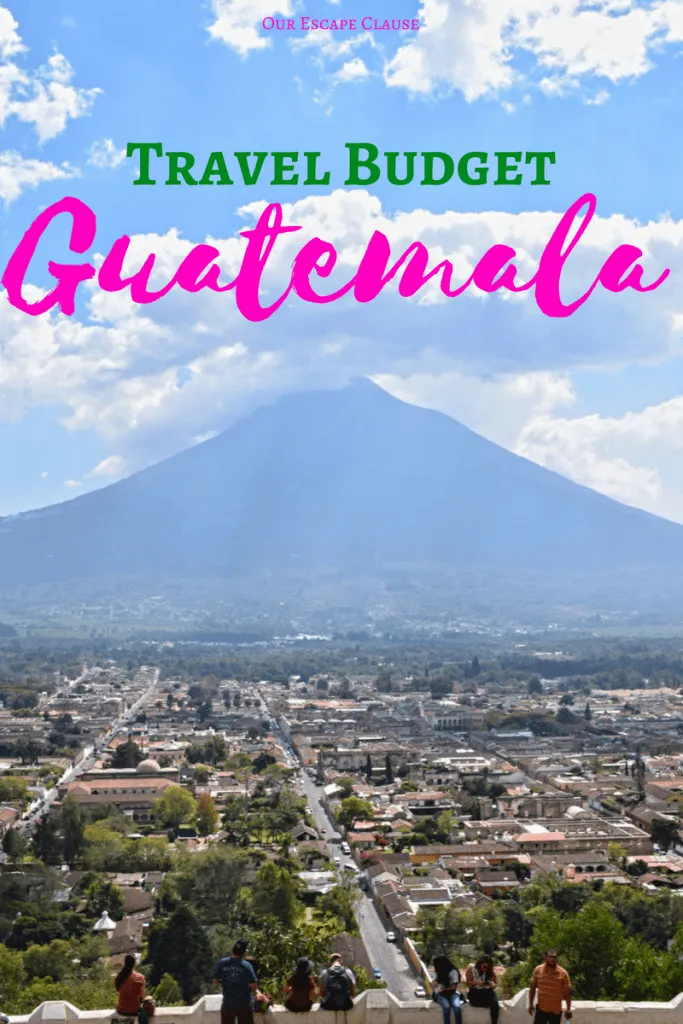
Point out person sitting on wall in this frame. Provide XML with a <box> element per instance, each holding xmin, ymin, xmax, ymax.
<box><xmin>465</xmin><ymin>955</ymin><xmax>499</xmax><ymax>1024</ymax></box>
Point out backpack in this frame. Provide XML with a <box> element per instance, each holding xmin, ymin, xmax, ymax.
<box><xmin>323</xmin><ymin>966</ymin><xmax>352</xmax><ymax>1011</ymax></box>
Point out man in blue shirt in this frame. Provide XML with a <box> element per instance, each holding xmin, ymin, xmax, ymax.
<box><xmin>214</xmin><ymin>939</ymin><xmax>258</xmax><ymax>1024</ymax></box>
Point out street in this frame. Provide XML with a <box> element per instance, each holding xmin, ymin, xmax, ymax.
<box><xmin>296</xmin><ymin>761</ymin><xmax>418</xmax><ymax>1001</ymax></box>
<box><xmin>21</xmin><ymin>668</ymin><xmax>159</xmax><ymax>829</ymax></box>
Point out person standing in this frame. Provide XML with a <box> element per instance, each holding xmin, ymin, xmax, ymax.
<box><xmin>465</xmin><ymin>955</ymin><xmax>499</xmax><ymax>1024</ymax></box>
<box><xmin>528</xmin><ymin>950</ymin><xmax>572</xmax><ymax>1024</ymax></box>
<box><xmin>214</xmin><ymin>939</ymin><xmax>258</xmax><ymax>1024</ymax></box>
<box><xmin>432</xmin><ymin>956</ymin><xmax>464</xmax><ymax>1024</ymax></box>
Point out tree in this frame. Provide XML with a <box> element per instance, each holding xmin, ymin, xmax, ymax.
<box><xmin>195</xmin><ymin>793</ymin><xmax>219</xmax><ymax>836</ymax></box>
<box><xmin>338</xmin><ymin>796</ymin><xmax>374</xmax><ymax>829</ymax></box>
<box><xmin>365</xmin><ymin>753</ymin><xmax>373</xmax><ymax>783</ymax></box>
<box><xmin>110</xmin><ymin>738</ymin><xmax>144</xmax><ymax>769</ymax></box>
<box><xmin>153</xmin><ymin>785</ymin><xmax>198</xmax><ymax>829</ymax></box>
<box><xmin>559</xmin><ymin>693</ymin><xmax>574</xmax><ymax>705</ymax></box>
<box><xmin>166</xmin><ymin>693</ymin><xmax>174</xmax><ymax>709</ymax></box>
<box><xmin>319</xmin><ymin>880</ymin><xmax>361</xmax><ymax>933</ymax></box>
<box><xmin>527</xmin><ymin>677</ymin><xmax>543</xmax><ymax>695</ymax></box>
<box><xmin>147</xmin><ymin>904</ymin><xmax>213</xmax><ymax>1002</ymax></box>
<box><xmin>608</xmin><ymin>842</ymin><xmax>628</xmax><ymax>865</ymax></box>
<box><xmin>385</xmin><ymin>754</ymin><xmax>394</xmax><ymax>785</ymax></box>
<box><xmin>61</xmin><ymin>798</ymin><xmax>85</xmax><ymax>867</ymax></box>
<box><xmin>85</xmin><ymin>878</ymin><xmax>124</xmax><ymax>919</ymax></box>
<box><xmin>556</xmin><ymin>705</ymin><xmax>576</xmax><ymax>726</ymax></box>
<box><xmin>175</xmin><ymin>847</ymin><xmax>249</xmax><ymax>927</ymax></box>
<box><xmin>652</xmin><ymin>816</ymin><xmax>680</xmax><ymax>852</ymax></box>
<box><xmin>0</xmin><ymin>944</ymin><xmax>25</xmax><ymax>1006</ymax></box>
<box><xmin>2</xmin><ymin>827</ymin><xmax>28</xmax><ymax>863</ymax></box>
<box><xmin>585</xmin><ymin>701</ymin><xmax>592</xmax><ymax>721</ymax></box>
<box><xmin>251</xmin><ymin>861</ymin><xmax>302</xmax><ymax>929</ymax></box>
<box><xmin>153</xmin><ymin>973</ymin><xmax>184</xmax><ymax>1005</ymax></box>
<box><xmin>526</xmin><ymin>902</ymin><xmax>626</xmax><ymax>999</ymax></box>
<box><xmin>197</xmin><ymin>701</ymin><xmax>212</xmax><ymax>723</ymax></box>
<box><xmin>336</xmin><ymin>778</ymin><xmax>354</xmax><ymax>798</ymax></box>
<box><xmin>33</xmin><ymin>815</ymin><xmax>61</xmax><ymax>865</ymax></box>
<box><xmin>375</xmin><ymin>668</ymin><xmax>392</xmax><ymax>693</ymax></box>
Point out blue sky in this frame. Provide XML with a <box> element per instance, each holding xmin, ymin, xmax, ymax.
<box><xmin>3</xmin><ymin>0</ymin><xmax>683</xmax><ymax>521</ymax></box>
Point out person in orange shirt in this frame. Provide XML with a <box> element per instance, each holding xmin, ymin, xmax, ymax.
<box><xmin>528</xmin><ymin>950</ymin><xmax>572</xmax><ymax>1024</ymax></box>
<box><xmin>115</xmin><ymin>955</ymin><xmax>146</xmax><ymax>1017</ymax></box>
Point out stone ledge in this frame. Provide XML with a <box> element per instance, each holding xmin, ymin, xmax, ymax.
<box><xmin>9</xmin><ymin>991</ymin><xmax>683</xmax><ymax>1024</ymax></box>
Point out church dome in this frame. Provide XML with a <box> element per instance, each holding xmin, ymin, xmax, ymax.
<box><xmin>136</xmin><ymin>758</ymin><xmax>161</xmax><ymax>773</ymax></box>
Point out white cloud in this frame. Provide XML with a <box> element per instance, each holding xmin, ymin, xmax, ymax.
<box><xmin>383</xmin><ymin>0</ymin><xmax>683</xmax><ymax>101</ymax></box>
<box><xmin>88</xmin><ymin>138</ymin><xmax>126</xmax><ymax>169</ymax></box>
<box><xmin>0</xmin><ymin>6</ymin><xmax>23</xmax><ymax>58</ymax></box>
<box><xmin>87</xmin><ymin>454</ymin><xmax>127</xmax><ymax>479</ymax></box>
<box><xmin>64</xmin><ymin>478</ymin><xmax>82</xmax><ymax>488</ymax></box>
<box><xmin>40</xmin><ymin>471</ymin><xmax>48</xmax><ymax>479</ymax></box>
<box><xmin>373</xmin><ymin>365</ymin><xmax>576</xmax><ymax>447</ymax></box>
<box><xmin>332</xmin><ymin>57</ymin><xmax>370</xmax><ymax>83</ymax></box>
<box><xmin>208</xmin><ymin>0</ymin><xmax>294</xmax><ymax>56</ymax></box>
<box><xmin>0</xmin><ymin>150</ymin><xmax>79</xmax><ymax>205</ymax></box>
<box><xmin>0</xmin><ymin>5</ymin><xmax>99</xmax><ymax>142</ymax></box>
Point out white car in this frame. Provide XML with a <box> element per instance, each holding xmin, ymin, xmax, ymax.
<box><xmin>386</xmin><ymin>931</ymin><xmax>396</xmax><ymax>942</ymax></box>
<box><xmin>415</xmin><ymin>987</ymin><xmax>427</xmax><ymax>999</ymax></box>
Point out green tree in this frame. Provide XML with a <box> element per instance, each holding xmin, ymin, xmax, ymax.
<box><xmin>318</xmin><ymin>879</ymin><xmax>360</xmax><ymax>933</ymax></box>
<box><xmin>2</xmin><ymin>827</ymin><xmax>28</xmax><ymax>862</ymax></box>
<box><xmin>61</xmin><ymin>798</ymin><xmax>85</xmax><ymax>867</ymax></box>
<box><xmin>0</xmin><ymin>944</ymin><xmax>25</xmax><ymax>1005</ymax></box>
<box><xmin>85</xmin><ymin>878</ymin><xmax>125</xmax><ymax>920</ymax></box>
<box><xmin>175</xmin><ymin>847</ymin><xmax>249</xmax><ymax>927</ymax></box>
<box><xmin>110</xmin><ymin>738</ymin><xmax>144</xmax><ymax>769</ymax></box>
<box><xmin>527</xmin><ymin>902</ymin><xmax>626</xmax><ymax>999</ymax></box>
<box><xmin>23</xmin><ymin>939</ymin><xmax>73</xmax><ymax>981</ymax></box>
<box><xmin>338</xmin><ymin>796</ymin><xmax>374</xmax><ymax>829</ymax></box>
<box><xmin>385</xmin><ymin>754</ymin><xmax>394</xmax><ymax>785</ymax></box>
<box><xmin>527</xmin><ymin>677</ymin><xmax>543</xmax><ymax>695</ymax></box>
<box><xmin>153</xmin><ymin>973</ymin><xmax>184</xmax><ymax>1006</ymax></box>
<box><xmin>146</xmin><ymin>904</ymin><xmax>213</xmax><ymax>1003</ymax></box>
<box><xmin>251</xmin><ymin>860</ymin><xmax>302</xmax><ymax>928</ymax></box>
<box><xmin>652</xmin><ymin>817</ymin><xmax>680</xmax><ymax>852</ymax></box>
<box><xmin>153</xmin><ymin>785</ymin><xmax>198</xmax><ymax>828</ymax></box>
<box><xmin>31</xmin><ymin>815</ymin><xmax>61</xmax><ymax>864</ymax></box>
<box><xmin>195</xmin><ymin>793</ymin><xmax>219</xmax><ymax>836</ymax></box>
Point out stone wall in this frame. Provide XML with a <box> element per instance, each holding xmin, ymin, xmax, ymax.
<box><xmin>9</xmin><ymin>990</ymin><xmax>683</xmax><ymax>1024</ymax></box>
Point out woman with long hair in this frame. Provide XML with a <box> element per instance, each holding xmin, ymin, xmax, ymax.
<box><xmin>284</xmin><ymin>957</ymin><xmax>318</xmax><ymax>1012</ymax></box>
<box><xmin>432</xmin><ymin>956</ymin><xmax>463</xmax><ymax>1024</ymax></box>
<box><xmin>465</xmin><ymin>955</ymin><xmax>499</xmax><ymax>1024</ymax></box>
<box><xmin>115</xmin><ymin>954</ymin><xmax>146</xmax><ymax>1017</ymax></box>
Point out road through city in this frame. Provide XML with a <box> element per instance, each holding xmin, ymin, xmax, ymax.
<box><xmin>296</xmin><ymin>760</ymin><xmax>418</xmax><ymax>1001</ymax></box>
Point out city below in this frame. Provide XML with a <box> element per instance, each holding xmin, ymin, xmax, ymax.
<box><xmin>2</xmin><ymin>635</ymin><xmax>683</xmax><ymax>1021</ymax></box>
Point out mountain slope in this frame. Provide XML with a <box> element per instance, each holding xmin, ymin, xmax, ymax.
<box><xmin>1</xmin><ymin>378</ymin><xmax>682</xmax><ymax>588</ymax></box>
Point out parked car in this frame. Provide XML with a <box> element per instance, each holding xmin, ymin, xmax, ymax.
<box><xmin>386</xmin><ymin>931</ymin><xmax>396</xmax><ymax>943</ymax></box>
<box><xmin>373</xmin><ymin>968</ymin><xmax>382</xmax><ymax>980</ymax></box>
<box><xmin>320</xmin><ymin>826</ymin><xmax>327</xmax><ymax>833</ymax></box>
<box><xmin>414</xmin><ymin>987</ymin><xmax>427</xmax><ymax>999</ymax></box>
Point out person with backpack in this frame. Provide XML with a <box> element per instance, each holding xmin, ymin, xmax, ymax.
<box><xmin>214</xmin><ymin>939</ymin><xmax>258</xmax><ymax>1024</ymax></box>
<box><xmin>319</xmin><ymin>954</ymin><xmax>355</xmax><ymax>1012</ymax></box>
<box><xmin>465</xmin><ymin>955</ymin><xmax>499</xmax><ymax>1024</ymax></box>
<box><xmin>284</xmin><ymin>958</ymin><xmax>318</xmax><ymax>1013</ymax></box>
<box><xmin>432</xmin><ymin>956</ymin><xmax>464</xmax><ymax>1024</ymax></box>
